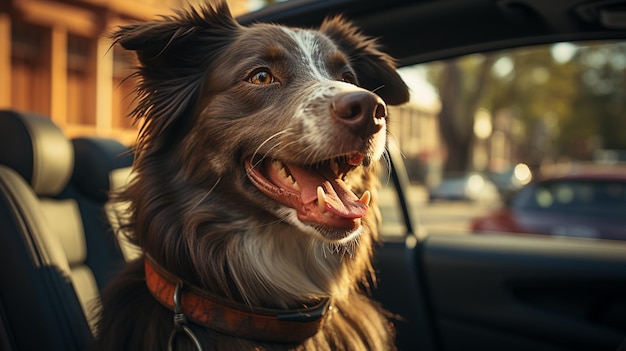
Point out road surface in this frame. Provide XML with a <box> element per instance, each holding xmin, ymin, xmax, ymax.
<box><xmin>378</xmin><ymin>184</ymin><xmax>500</xmax><ymax>238</ymax></box>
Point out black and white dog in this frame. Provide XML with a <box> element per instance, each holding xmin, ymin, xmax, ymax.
<box><xmin>94</xmin><ymin>2</ymin><xmax>408</xmax><ymax>350</ymax></box>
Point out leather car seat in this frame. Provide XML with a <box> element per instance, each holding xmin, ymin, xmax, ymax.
<box><xmin>0</xmin><ymin>111</ymin><xmax>139</xmax><ymax>340</ymax></box>
<box><xmin>0</xmin><ymin>110</ymin><xmax>93</xmax><ymax>350</ymax></box>
<box><xmin>69</xmin><ymin>137</ymin><xmax>139</xmax><ymax>273</ymax></box>
<box><xmin>103</xmin><ymin>166</ymin><xmax>142</xmax><ymax>261</ymax></box>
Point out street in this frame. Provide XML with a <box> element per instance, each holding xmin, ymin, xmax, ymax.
<box><xmin>378</xmin><ymin>184</ymin><xmax>500</xmax><ymax>239</ymax></box>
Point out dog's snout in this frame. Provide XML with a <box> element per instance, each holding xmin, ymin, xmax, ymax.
<box><xmin>331</xmin><ymin>91</ymin><xmax>387</xmax><ymax>138</ymax></box>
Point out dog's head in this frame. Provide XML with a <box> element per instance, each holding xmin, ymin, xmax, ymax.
<box><xmin>115</xmin><ymin>3</ymin><xmax>408</xmax><ymax>251</ymax></box>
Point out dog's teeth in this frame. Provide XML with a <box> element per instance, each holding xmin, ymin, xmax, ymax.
<box><xmin>271</xmin><ymin>160</ymin><xmax>300</xmax><ymax>191</ymax></box>
<box><xmin>317</xmin><ymin>186</ymin><xmax>326</xmax><ymax>213</ymax></box>
<box><xmin>287</xmin><ymin>175</ymin><xmax>300</xmax><ymax>190</ymax></box>
<box><xmin>272</xmin><ymin>160</ymin><xmax>282</xmax><ymax>171</ymax></box>
<box><xmin>358</xmin><ymin>190</ymin><xmax>371</xmax><ymax>206</ymax></box>
<box><xmin>273</xmin><ymin>160</ymin><xmax>288</xmax><ymax>176</ymax></box>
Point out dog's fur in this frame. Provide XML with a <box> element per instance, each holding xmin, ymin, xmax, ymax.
<box><xmin>94</xmin><ymin>2</ymin><xmax>408</xmax><ymax>350</ymax></box>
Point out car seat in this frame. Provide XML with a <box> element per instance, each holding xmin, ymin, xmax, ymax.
<box><xmin>66</xmin><ymin>136</ymin><xmax>135</xmax><ymax>289</ymax></box>
<box><xmin>0</xmin><ymin>110</ymin><xmax>94</xmax><ymax>350</ymax></box>
<box><xmin>0</xmin><ymin>110</ymin><xmax>138</xmax><ymax>350</ymax></box>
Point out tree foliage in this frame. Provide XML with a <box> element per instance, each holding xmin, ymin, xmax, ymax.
<box><xmin>424</xmin><ymin>41</ymin><xmax>626</xmax><ymax>171</ymax></box>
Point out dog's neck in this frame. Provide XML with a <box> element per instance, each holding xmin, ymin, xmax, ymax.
<box><xmin>144</xmin><ymin>256</ymin><xmax>330</xmax><ymax>343</ymax></box>
<box><xmin>182</xmin><ymin>223</ymin><xmax>363</xmax><ymax>308</ymax></box>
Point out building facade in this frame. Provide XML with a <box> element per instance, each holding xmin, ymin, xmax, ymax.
<box><xmin>0</xmin><ymin>0</ymin><xmax>249</xmax><ymax>145</ymax></box>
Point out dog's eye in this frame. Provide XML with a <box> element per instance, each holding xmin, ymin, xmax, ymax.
<box><xmin>249</xmin><ymin>70</ymin><xmax>275</xmax><ymax>85</ymax></box>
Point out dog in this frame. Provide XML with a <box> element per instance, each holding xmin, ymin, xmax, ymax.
<box><xmin>93</xmin><ymin>2</ymin><xmax>409</xmax><ymax>350</ymax></box>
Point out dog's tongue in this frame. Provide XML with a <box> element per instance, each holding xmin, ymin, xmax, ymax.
<box><xmin>288</xmin><ymin>165</ymin><xmax>367</xmax><ymax>219</ymax></box>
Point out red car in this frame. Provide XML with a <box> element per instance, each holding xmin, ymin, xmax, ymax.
<box><xmin>471</xmin><ymin>164</ymin><xmax>626</xmax><ymax>240</ymax></box>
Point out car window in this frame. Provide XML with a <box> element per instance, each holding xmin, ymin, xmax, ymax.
<box><xmin>379</xmin><ymin>40</ymin><xmax>626</xmax><ymax>241</ymax></box>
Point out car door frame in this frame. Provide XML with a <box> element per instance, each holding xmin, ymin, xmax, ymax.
<box><xmin>374</xmin><ymin>150</ymin><xmax>626</xmax><ymax>351</ymax></box>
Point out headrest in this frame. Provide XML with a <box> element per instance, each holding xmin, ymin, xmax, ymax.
<box><xmin>72</xmin><ymin>137</ymin><xmax>133</xmax><ymax>202</ymax></box>
<box><xmin>0</xmin><ymin>110</ymin><xmax>74</xmax><ymax>196</ymax></box>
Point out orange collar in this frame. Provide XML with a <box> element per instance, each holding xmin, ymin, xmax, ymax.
<box><xmin>144</xmin><ymin>257</ymin><xmax>330</xmax><ymax>343</ymax></box>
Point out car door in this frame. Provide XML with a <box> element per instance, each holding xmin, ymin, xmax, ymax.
<box><xmin>374</xmin><ymin>135</ymin><xmax>626</xmax><ymax>351</ymax></box>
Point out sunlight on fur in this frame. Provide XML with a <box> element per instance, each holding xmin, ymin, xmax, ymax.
<box><xmin>93</xmin><ymin>1</ymin><xmax>409</xmax><ymax>350</ymax></box>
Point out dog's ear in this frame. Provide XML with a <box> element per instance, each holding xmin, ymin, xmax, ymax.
<box><xmin>114</xmin><ymin>3</ymin><xmax>238</xmax><ymax>67</ymax></box>
<box><xmin>321</xmin><ymin>17</ymin><xmax>409</xmax><ymax>106</ymax></box>
<box><xmin>112</xmin><ymin>2</ymin><xmax>239</xmax><ymax>140</ymax></box>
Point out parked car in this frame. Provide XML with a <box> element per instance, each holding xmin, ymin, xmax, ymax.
<box><xmin>428</xmin><ymin>172</ymin><xmax>500</xmax><ymax>203</ymax></box>
<box><xmin>2</xmin><ymin>1</ymin><xmax>626</xmax><ymax>351</ymax></box>
<box><xmin>472</xmin><ymin>164</ymin><xmax>626</xmax><ymax>240</ymax></box>
<box><xmin>488</xmin><ymin>163</ymin><xmax>533</xmax><ymax>195</ymax></box>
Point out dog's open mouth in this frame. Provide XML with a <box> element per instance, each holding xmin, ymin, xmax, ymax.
<box><xmin>245</xmin><ymin>152</ymin><xmax>370</xmax><ymax>234</ymax></box>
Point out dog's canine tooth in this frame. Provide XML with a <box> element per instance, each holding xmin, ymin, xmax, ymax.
<box><xmin>317</xmin><ymin>186</ymin><xmax>326</xmax><ymax>213</ymax></box>
<box><xmin>358</xmin><ymin>190</ymin><xmax>371</xmax><ymax>206</ymax></box>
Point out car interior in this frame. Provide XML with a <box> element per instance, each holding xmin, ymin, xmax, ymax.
<box><xmin>0</xmin><ymin>110</ymin><xmax>132</xmax><ymax>350</ymax></box>
<box><xmin>1</xmin><ymin>0</ymin><xmax>626</xmax><ymax>350</ymax></box>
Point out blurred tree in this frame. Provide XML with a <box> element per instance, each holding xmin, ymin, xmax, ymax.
<box><xmin>487</xmin><ymin>42</ymin><xmax>626</xmax><ymax>163</ymax></box>
<box><xmin>429</xmin><ymin>54</ymin><xmax>495</xmax><ymax>172</ymax></box>
<box><xmin>486</xmin><ymin>47</ymin><xmax>582</xmax><ymax>166</ymax></box>
<box><xmin>575</xmin><ymin>43</ymin><xmax>626</xmax><ymax>152</ymax></box>
<box><xmin>426</xmin><ymin>41</ymin><xmax>626</xmax><ymax>172</ymax></box>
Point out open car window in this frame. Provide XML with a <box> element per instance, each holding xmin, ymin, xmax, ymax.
<box><xmin>379</xmin><ymin>40</ymin><xmax>626</xmax><ymax>241</ymax></box>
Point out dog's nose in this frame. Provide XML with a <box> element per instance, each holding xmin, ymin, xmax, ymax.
<box><xmin>330</xmin><ymin>91</ymin><xmax>387</xmax><ymax>138</ymax></box>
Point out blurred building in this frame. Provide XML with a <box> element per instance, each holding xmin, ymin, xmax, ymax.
<box><xmin>390</xmin><ymin>69</ymin><xmax>443</xmax><ymax>186</ymax></box>
<box><xmin>0</xmin><ymin>0</ymin><xmax>249</xmax><ymax>145</ymax></box>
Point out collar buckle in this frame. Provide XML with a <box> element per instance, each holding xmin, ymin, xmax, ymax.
<box><xmin>167</xmin><ymin>283</ymin><xmax>204</xmax><ymax>351</ymax></box>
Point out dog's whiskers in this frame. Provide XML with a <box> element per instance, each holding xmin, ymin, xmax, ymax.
<box><xmin>243</xmin><ymin>138</ymin><xmax>294</xmax><ymax>187</ymax></box>
<box><xmin>190</xmin><ymin>177</ymin><xmax>222</xmax><ymax>211</ymax></box>
<box><xmin>372</xmin><ymin>84</ymin><xmax>386</xmax><ymax>94</ymax></box>
<box><xmin>380</xmin><ymin>150</ymin><xmax>392</xmax><ymax>187</ymax></box>
<box><xmin>268</xmin><ymin>140</ymin><xmax>299</xmax><ymax>161</ymax></box>
<box><xmin>251</xmin><ymin>144</ymin><xmax>279</xmax><ymax>169</ymax></box>
<box><xmin>250</xmin><ymin>129</ymin><xmax>293</xmax><ymax>167</ymax></box>
<box><xmin>381</xmin><ymin>132</ymin><xmax>404</xmax><ymax>187</ymax></box>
